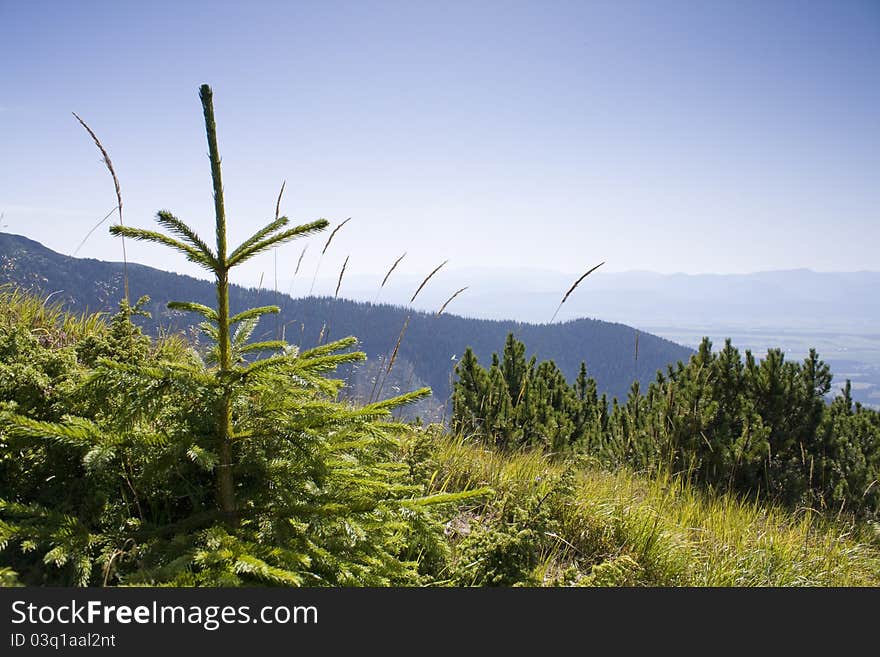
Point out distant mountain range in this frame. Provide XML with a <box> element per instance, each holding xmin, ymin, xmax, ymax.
<box><xmin>0</xmin><ymin>232</ymin><xmax>694</xmax><ymax>419</ymax></box>
<box><xmin>323</xmin><ymin>262</ymin><xmax>880</xmax><ymax>409</ymax></box>
<box><xmin>317</xmin><ymin>265</ymin><xmax>880</xmax><ymax>331</ymax></box>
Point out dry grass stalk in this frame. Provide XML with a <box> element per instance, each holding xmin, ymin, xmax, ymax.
<box><xmin>73</xmin><ymin>205</ymin><xmax>119</xmax><ymax>256</ymax></box>
<box><xmin>320</xmin><ymin>254</ymin><xmax>351</xmax><ymax>345</ymax></box>
<box><xmin>294</xmin><ymin>245</ymin><xmax>308</xmax><ymax>276</ymax></box>
<box><xmin>371</xmin><ymin>313</ymin><xmax>411</xmax><ymax>402</ymax></box>
<box><xmin>273</xmin><ymin>180</ymin><xmax>286</xmax><ymax>338</ymax></box>
<box><xmin>287</xmin><ymin>244</ymin><xmax>308</xmax><ymax>296</ymax></box>
<box><xmin>550</xmin><ymin>261</ymin><xmax>605</xmax><ymax>323</ymax></box>
<box><xmin>385</xmin><ymin>314</ymin><xmax>410</xmax><ymax>375</ymax></box>
<box><xmin>410</xmin><ymin>259</ymin><xmax>448</xmax><ymax>304</ymax></box>
<box><xmin>381</xmin><ymin>252</ymin><xmax>407</xmax><ymax>289</ymax></box>
<box><xmin>436</xmin><ymin>286</ymin><xmax>468</xmax><ymax>317</ymax></box>
<box><xmin>372</xmin><ymin>258</ymin><xmax>449</xmax><ymax>401</ymax></box>
<box><xmin>72</xmin><ymin>112</ymin><xmax>129</xmax><ymax>303</ymax></box>
<box><xmin>374</xmin><ymin>251</ymin><xmax>407</xmax><ymax>304</ymax></box>
<box><xmin>367</xmin><ymin>353</ymin><xmax>387</xmax><ymax>403</ymax></box>
<box><xmin>335</xmin><ymin>255</ymin><xmax>349</xmax><ymax>298</ymax></box>
<box><xmin>322</xmin><ymin>217</ymin><xmax>351</xmax><ymax>255</ymax></box>
<box><xmin>309</xmin><ymin>217</ymin><xmax>351</xmax><ymax>295</ymax></box>
<box><xmin>274</xmin><ymin>180</ymin><xmax>286</xmax><ymax>221</ymax></box>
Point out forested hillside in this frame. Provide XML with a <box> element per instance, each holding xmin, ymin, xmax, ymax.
<box><xmin>0</xmin><ymin>232</ymin><xmax>692</xmax><ymax>415</ymax></box>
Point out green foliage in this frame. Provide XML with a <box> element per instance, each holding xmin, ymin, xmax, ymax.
<box><xmin>1</xmin><ymin>287</ymin><xmax>877</xmax><ymax>586</ymax></box>
<box><xmin>454</xmin><ymin>522</ymin><xmax>539</xmax><ymax>586</ymax></box>
<box><xmin>452</xmin><ymin>334</ymin><xmax>594</xmax><ymax>453</ymax></box>
<box><xmin>0</xmin><ymin>84</ymin><xmax>481</xmax><ymax>586</ymax></box>
<box><xmin>579</xmin><ymin>554</ymin><xmax>643</xmax><ymax>587</ymax></box>
<box><xmin>448</xmin><ymin>456</ymin><xmax>582</xmax><ymax>586</ymax></box>
<box><xmin>0</xmin><ymin>323</ymin><xmax>78</xmax><ymax>418</ymax></box>
<box><xmin>815</xmin><ymin>382</ymin><xmax>880</xmax><ymax>513</ymax></box>
<box><xmin>454</xmin><ymin>334</ymin><xmax>880</xmax><ymax>518</ymax></box>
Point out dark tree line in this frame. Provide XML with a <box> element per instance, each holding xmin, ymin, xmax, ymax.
<box><xmin>453</xmin><ymin>334</ymin><xmax>880</xmax><ymax>516</ymax></box>
<box><xmin>453</xmin><ymin>333</ymin><xmax>605</xmax><ymax>453</ymax></box>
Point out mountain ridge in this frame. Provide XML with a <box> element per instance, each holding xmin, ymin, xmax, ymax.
<box><xmin>0</xmin><ymin>231</ymin><xmax>694</xmax><ymax>418</ymax></box>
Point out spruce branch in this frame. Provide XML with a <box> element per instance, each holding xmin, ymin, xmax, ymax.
<box><xmin>109</xmin><ymin>225</ymin><xmax>215</xmax><ymax>270</ymax></box>
<box><xmin>167</xmin><ymin>301</ymin><xmax>219</xmax><ymax>322</ymax></box>
<box><xmin>238</xmin><ymin>340</ymin><xmax>287</xmax><ymax>355</ymax></box>
<box><xmin>155</xmin><ymin>211</ymin><xmax>217</xmax><ymax>267</ymax></box>
<box><xmin>227</xmin><ymin>216</ymin><xmax>290</xmax><ymax>264</ymax></box>
<box><xmin>229</xmin><ymin>306</ymin><xmax>280</xmax><ymax>325</ymax></box>
<box><xmin>227</xmin><ymin>219</ymin><xmax>329</xmax><ymax>267</ymax></box>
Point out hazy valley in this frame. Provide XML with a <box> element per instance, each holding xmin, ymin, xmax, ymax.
<box><xmin>300</xmin><ymin>265</ymin><xmax>880</xmax><ymax>408</ymax></box>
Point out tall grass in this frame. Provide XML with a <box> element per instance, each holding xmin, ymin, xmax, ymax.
<box><xmin>375</xmin><ymin>251</ymin><xmax>406</xmax><ymax>304</ymax></box>
<box><xmin>427</xmin><ymin>433</ymin><xmax>880</xmax><ymax>586</ymax></box>
<box><xmin>0</xmin><ymin>286</ymin><xmax>199</xmax><ymax>365</ymax></box>
<box><xmin>72</xmin><ymin>112</ymin><xmax>129</xmax><ymax>304</ymax></box>
<box><xmin>370</xmin><ymin>259</ymin><xmax>451</xmax><ymax>402</ymax></box>
<box><xmin>272</xmin><ymin>181</ymin><xmax>286</xmax><ymax>339</ymax></box>
<box><xmin>436</xmin><ymin>286</ymin><xmax>468</xmax><ymax>317</ymax></box>
<box><xmin>309</xmin><ymin>217</ymin><xmax>350</xmax><ymax>296</ymax></box>
<box><xmin>550</xmin><ymin>261</ymin><xmax>604</xmax><ymax>323</ymax></box>
<box><xmin>0</xmin><ymin>285</ymin><xmax>106</xmax><ymax>344</ymax></box>
<box><xmin>288</xmin><ymin>245</ymin><xmax>308</xmax><ymax>297</ymax></box>
<box><xmin>319</xmin><ymin>254</ymin><xmax>350</xmax><ymax>344</ymax></box>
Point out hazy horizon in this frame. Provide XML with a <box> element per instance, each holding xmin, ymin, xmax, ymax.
<box><xmin>5</xmin><ymin>229</ymin><xmax>878</xmax><ymax>324</ymax></box>
<box><xmin>4</xmin><ymin>229</ymin><xmax>878</xmax><ymax>284</ymax></box>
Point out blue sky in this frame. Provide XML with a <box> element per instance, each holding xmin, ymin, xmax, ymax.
<box><xmin>1</xmin><ymin>0</ymin><xmax>878</xmax><ymax>289</ymax></box>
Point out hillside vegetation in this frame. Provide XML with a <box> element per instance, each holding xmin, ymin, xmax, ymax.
<box><xmin>429</xmin><ymin>433</ymin><xmax>880</xmax><ymax>586</ymax></box>
<box><xmin>1</xmin><ymin>286</ymin><xmax>878</xmax><ymax>587</ymax></box>
<box><xmin>453</xmin><ymin>334</ymin><xmax>880</xmax><ymax>517</ymax></box>
<box><xmin>0</xmin><ymin>231</ymin><xmax>692</xmax><ymax>411</ymax></box>
<box><xmin>2</xmin><ymin>83</ymin><xmax>877</xmax><ymax>588</ymax></box>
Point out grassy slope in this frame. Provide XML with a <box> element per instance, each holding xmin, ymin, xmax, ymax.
<box><xmin>3</xmin><ymin>285</ymin><xmax>877</xmax><ymax>586</ymax></box>
<box><xmin>426</xmin><ymin>434</ymin><xmax>880</xmax><ymax>586</ymax></box>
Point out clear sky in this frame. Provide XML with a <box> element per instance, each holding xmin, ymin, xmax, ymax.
<box><xmin>1</xmin><ymin>0</ymin><xmax>878</xmax><ymax>289</ymax></box>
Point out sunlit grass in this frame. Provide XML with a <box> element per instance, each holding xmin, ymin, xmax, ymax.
<box><xmin>428</xmin><ymin>432</ymin><xmax>880</xmax><ymax>586</ymax></box>
<box><xmin>0</xmin><ymin>284</ymin><xmax>107</xmax><ymax>344</ymax></box>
